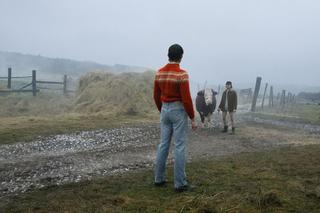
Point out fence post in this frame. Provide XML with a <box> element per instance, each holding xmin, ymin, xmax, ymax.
<box><xmin>292</xmin><ymin>94</ymin><xmax>296</xmax><ymax>103</ymax></box>
<box><xmin>268</xmin><ymin>86</ymin><xmax>274</xmax><ymax>107</ymax></box>
<box><xmin>261</xmin><ymin>83</ymin><xmax>268</xmax><ymax>109</ymax></box>
<box><xmin>249</xmin><ymin>88</ymin><xmax>253</xmax><ymax>100</ymax></box>
<box><xmin>251</xmin><ymin>76</ymin><xmax>262</xmax><ymax>112</ymax></box>
<box><xmin>7</xmin><ymin>68</ymin><xmax>12</xmax><ymax>89</ymax></box>
<box><xmin>280</xmin><ymin>90</ymin><xmax>286</xmax><ymax>108</ymax></box>
<box><xmin>63</xmin><ymin>75</ymin><xmax>67</xmax><ymax>95</ymax></box>
<box><xmin>287</xmin><ymin>92</ymin><xmax>291</xmax><ymax>104</ymax></box>
<box><xmin>287</xmin><ymin>92</ymin><xmax>291</xmax><ymax>109</ymax></box>
<box><xmin>32</xmin><ymin>70</ymin><xmax>37</xmax><ymax>96</ymax></box>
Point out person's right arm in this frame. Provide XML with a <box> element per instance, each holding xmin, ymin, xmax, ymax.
<box><xmin>153</xmin><ymin>77</ymin><xmax>162</xmax><ymax>112</ymax></box>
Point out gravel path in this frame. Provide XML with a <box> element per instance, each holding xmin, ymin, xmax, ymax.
<box><xmin>1</xmin><ymin>113</ymin><xmax>319</xmax><ymax>199</ymax></box>
<box><xmin>0</xmin><ymin>125</ymin><xmax>159</xmax><ymax>198</ymax></box>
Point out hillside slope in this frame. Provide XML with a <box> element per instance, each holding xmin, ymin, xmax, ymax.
<box><xmin>0</xmin><ymin>51</ymin><xmax>149</xmax><ymax>79</ymax></box>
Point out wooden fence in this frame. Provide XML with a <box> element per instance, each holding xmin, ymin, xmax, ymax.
<box><xmin>0</xmin><ymin>68</ymin><xmax>70</xmax><ymax>96</ymax></box>
<box><xmin>250</xmin><ymin>76</ymin><xmax>296</xmax><ymax>112</ymax></box>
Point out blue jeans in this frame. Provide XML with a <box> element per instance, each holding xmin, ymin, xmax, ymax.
<box><xmin>154</xmin><ymin>101</ymin><xmax>188</xmax><ymax>188</ymax></box>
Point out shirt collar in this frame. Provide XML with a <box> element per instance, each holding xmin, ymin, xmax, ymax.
<box><xmin>166</xmin><ymin>62</ymin><xmax>180</xmax><ymax>69</ymax></box>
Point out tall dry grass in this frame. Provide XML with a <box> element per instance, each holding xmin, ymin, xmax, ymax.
<box><xmin>0</xmin><ymin>92</ymin><xmax>73</xmax><ymax>117</ymax></box>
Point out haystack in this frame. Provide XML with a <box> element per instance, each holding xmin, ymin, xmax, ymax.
<box><xmin>74</xmin><ymin>71</ymin><xmax>157</xmax><ymax>115</ymax></box>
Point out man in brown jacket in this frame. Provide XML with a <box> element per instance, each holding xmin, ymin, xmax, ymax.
<box><xmin>218</xmin><ymin>81</ymin><xmax>237</xmax><ymax>134</ymax></box>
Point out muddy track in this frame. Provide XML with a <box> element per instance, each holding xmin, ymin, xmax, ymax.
<box><xmin>0</xmin><ymin>113</ymin><xmax>319</xmax><ymax>199</ymax></box>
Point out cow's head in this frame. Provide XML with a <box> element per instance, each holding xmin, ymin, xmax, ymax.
<box><xmin>204</xmin><ymin>88</ymin><xmax>213</xmax><ymax>105</ymax></box>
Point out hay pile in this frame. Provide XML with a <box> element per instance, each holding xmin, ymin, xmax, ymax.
<box><xmin>74</xmin><ymin>71</ymin><xmax>157</xmax><ymax>115</ymax></box>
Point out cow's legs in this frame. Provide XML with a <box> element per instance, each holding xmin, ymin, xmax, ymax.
<box><xmin>203</xmin><ymin>113</ymin><xmax>213</xmax><ymax>128</ymax></box>
<box><xmin>210</xmin><ymin>113</ymin><xmax>214</xmax><ymax>127</ymax></box>
<box><xmin>204</xmin><ymin>117</ymin><xmax>208</xmax><ymax>128</ymax></box>
<box><xmin>200</xmin><ymin>113</ymin><xmax>205</xmax><ymax>128</ymax></box>
<box><xmin>206</xmin><ymin>113</ymin><xmax>213</xmax><ymax>128</ymax></box>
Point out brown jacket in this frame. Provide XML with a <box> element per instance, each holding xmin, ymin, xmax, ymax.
<box><xmin>219</xmin><ymin>89</ymin><xmax>237</xmax><ymax>112</ymax></box>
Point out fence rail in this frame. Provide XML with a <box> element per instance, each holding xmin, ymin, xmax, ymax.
<box><xmin>36</xmin><ymin>80</ymin><xmax>64</xmax><ymax>85</ymax></box>
<box><xmin>11</xmin><ymin>76</ymin><xmax>33</xmax><ymax>79</ymax></box>
<box><xmin>0</xmin><ymin>89</ymin><xmax>40</xmax><ymax>93</ymax></box>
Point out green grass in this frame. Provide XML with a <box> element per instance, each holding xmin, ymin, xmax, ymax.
<box><xmin>289</xmin><ymin>104</ymin><xmax>320</xmax><ymax>123</ymax></box>
<box><xmin>0</xmin><ymin>80</ymin><xmax>6</xmax><ymax>89</ymax></box>
<box><xmin>0</xmin><ymin>112</ymin><xmax>158</xmax><ymax>145</ymax></box>
<box><xmin>255</xmin><ymin>103</ymin><xmax>320</xmax><ymax>124</ymax></box>
<box><xmin>1</xmin><ymin>145</ymin><xmax>320</xmax><ymax>212</ymax></box>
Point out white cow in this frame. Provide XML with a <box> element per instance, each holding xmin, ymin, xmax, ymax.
<box><xmin>195</xmin><ymin>88</ymin><xmax>217</xmax><ymax>127</ymax></box>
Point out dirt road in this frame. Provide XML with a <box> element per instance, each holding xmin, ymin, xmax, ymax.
<box><xmin>0</xmin><ymin>113</ymin><xmax>319</xmax><ymax>199</ymax></box>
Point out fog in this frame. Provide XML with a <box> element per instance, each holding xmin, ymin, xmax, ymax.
<box><xmin>0</xmin><ymin>0</ymin><xmax>319</xmax><ymax>87</ymax></box>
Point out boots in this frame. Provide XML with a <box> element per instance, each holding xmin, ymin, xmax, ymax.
<box><xmin>222</xmin><ymin>125</ymin><xmax>228</xmax><ymax>133</ymax></box>
<box><xmin>231</xmin><ymin>127</ymin><xmax>235</xmax><ymax>134</ymax></box>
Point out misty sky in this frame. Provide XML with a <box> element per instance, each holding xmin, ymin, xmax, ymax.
<box><xmin>0</xmin><ymin>0</ymin><xmax>319</xmax><ymax>86</ymax></box>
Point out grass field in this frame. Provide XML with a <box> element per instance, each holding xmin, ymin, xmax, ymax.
<box><xmin>1</xmin><ymin>144</ymin><xmax>319</xmax><ymax>212</ymax></box>
<box><xmin>1</xmin><ymin>76</ymin><xmax>320</xmax><ymax>212</ymax></box>
<box><xmin>0</xmin><ymin>112</ymin><xmax>158</xmax><ymax>145</ymax></box>
<box><xmin>255</xmin><ymin>103</ymin><xmax>320</xmax><ymax>125</ymax></box>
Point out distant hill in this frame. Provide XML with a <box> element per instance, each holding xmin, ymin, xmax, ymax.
<box><xmin>0</xmin><ymin>51</ymin><xmax>149</xmax><ymax>80</ymax></box>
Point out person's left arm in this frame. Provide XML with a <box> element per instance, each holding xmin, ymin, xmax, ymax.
<box><xmin>180</xmin><ymin>72</ymin><xmax>195</xmax><ymax>120</ymax></box>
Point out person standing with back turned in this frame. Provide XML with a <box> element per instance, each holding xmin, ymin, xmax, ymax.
<box><xmin>153</xmin><ymin>44</ymin><xmax>197</xmax><ymax>192</ymax></box>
